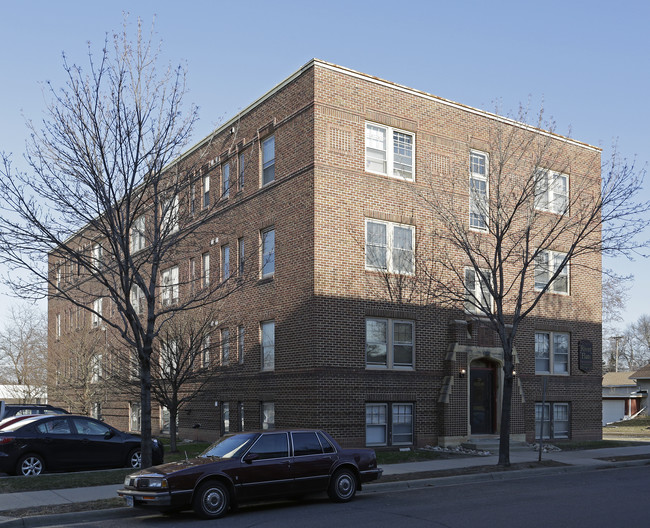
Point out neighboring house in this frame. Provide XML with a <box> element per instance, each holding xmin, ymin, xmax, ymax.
<box><xmin>602</xmin><ymin>372</ymin><xmax>642</xmax><ymax>425</ymax></box>
<box><xmin>629</xmin><ymin>364</ymin><xmax>650</xmax><ymax>417</ymax></box>
<box><xmin>48</xmin><ymin>59</ymin><xmax>603</xmax><ymax>447</ymax></box>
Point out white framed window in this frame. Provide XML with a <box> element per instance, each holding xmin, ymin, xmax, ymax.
<box><xmin>535</xmin><ymin>169</ymin><xmax>569</xmax><ymax>215</ymax></box>
<box><xmin>91</xmin><ymin>354</ymin><xmax>102</xmax><ymax>383</ymax></box>
<box><xmin>261</xmin><ymin>402</ymin><xmax>275</xmax><ymax>430</ymax></box>
<box><xmin>161</xmin><ymin>266</ymin><xmax>179</xmax><ymax>306</ymax></box>
<box><xmin>365</xmin><ymin>122</ymin><xmax>414</xmax><ymax>180</ymax></box>
<box><xmin>221</xmin><ymin>328</ymin><xmax>230</xmax><ymax>365</ymax></box>
<box><xmin>262</xmin><ymin>135</ymin><xmax>275</xmax><ymax>185</ymax></box>
<box><xmin>535</xmin><ymin>250</ymin><xmax>569</xmax><ymax>294</ymax></box>
<box><xmin>129</xmin><ymin>401</ymin><xmax>141</xmax><ymax>432</ymax></box>
<box><xmin>201</xmin><ymin>335</ymin><xmax>210</xmax><ymax>368</ymax></box>
<box><xmin>239</xmin><ymin>401</ymin><xmax>245</xmax><ymax>431</ymax></box>
<box><xmin>222</xmin><ymin>402</ymin><xmax>230</xmax><ymax>434</ymax></box>
<box><xmin>366</xmin><ymin>318</ymin><xmax>414</xmax><ymax>369</ymax></box>
<box><xmin>535</xmin><ymin>331</ymin><xmax>569</xmax><ymax>374</ymax></box>
<box><xmin>161</xmin><ymin>195</ymin><xmax>179</xmax><ymax>233</ymax></box>
<box><xmin>222</xmin><ymin>244</ymin><xmax>230</xmax><ymax>281</ymax></box>
<box><xmin>91</xmin><ymin>402</ymin><xmax>102</xmax><ymax>420</ymax></box>
<box><xmin>202</xmin><ymin>252</ymin><xmax>210</xmax><ymax>287</ymax></box>
<box><xmin>469</xmin><ymin>150</ymin><xmax>488</xmax><ymax>230</ymax></box>
<box><xmin>365</xmin><ymin>219</ymin><xmax>414</xmax><ymax>274</ymax></box>
<box><xmin>261</xmin><ymin>228</ymin><xmax>275</xmax><ymax>278</ymax></box>
<box><xmin>203</xmin><ymin>174</ymin><xmax>210</xmax><ymax>208</ymax></box>
<box><xmin>189</xmin><ymin>257</ymin><xmax>196</xmax><ymax>292</ymax></box>
<box><xmin>365</xmin><ymin>403</ymin><xmax>414</xmax><ymax>447</ymax></box>
<box><xmin>535</xmin><ymin>402</ymin><xmax>569</xmax><ymax>439</ymax></box>
<box><xmin>92</xmin><ymin>298</ymin><xmax>103</xmax><ymax>327</ymax></box>
<box><xmin>222</xmin><ymin>162</ymin><xmax>230</xmax><ymax>198</ymax></box>
<box><xmin>56</xmin><ymin>313</ymin><xmax>61</xmax><ymax>339</ymax></box>
<box><xmin>190</xmin><ymin>181</ymin><xmax>197</xmax><ymax>216</ymax></box>
<box><xmin>131</xmin><ymin>215</ymin><xmax>146</xmax><ymax>253</ymax></box>
<box><xmin>130</xmin><ymin>284</ymin><xmax>145</xmax><ymax>315</ymax></box>
<box><xmin>464</xmin><ymin>267</ymin><xmax>492</xmax><ymax>314</ymax></box>
<box><xmin>92</xmin><ymin>243</ymin><xmax>103</xmax><ymax>271</ymax></box>
<box><xmin>238</xmin><ymin>325</ymin><xmax>245</xmax><ymax>364</ymax></box>
<box><xmin>261</xmin><ymin>320</ymin><xmax>275</xmax><ymax>371</ymax></box>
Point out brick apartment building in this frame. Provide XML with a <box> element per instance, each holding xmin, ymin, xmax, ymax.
<box><xmin>48</xmin><ymin>59</ymin><xmax>602</xmax><ymax>448</ymax></box>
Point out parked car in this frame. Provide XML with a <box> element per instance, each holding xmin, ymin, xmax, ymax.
<box><xmin>118</xmin><ymin>429</ymin><xmax>382</xmax><ymax>519</ymax></box>
<box><xmin>0</xmin><ymin>414</ymin><xmax>164</xmax><ymax>476</ymax></box>
<box><xmin>0</xmin><ymin>415</ymin><xmax>37</xmax><ymax>430</ymax></box>
<box><xmin>0</xmin><ymin>403</ymin><xmax>68</xmax><ymax>421</ymax></box>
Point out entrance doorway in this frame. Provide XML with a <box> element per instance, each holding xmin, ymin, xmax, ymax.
<box><xmin>470</xmin><ymin>360</ymin><xmax>497</xmax><ymax>434</ymax></box>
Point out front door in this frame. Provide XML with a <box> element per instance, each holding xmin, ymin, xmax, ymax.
<box><xmin>470</xmin><ymin>367</ymin><xmax>495</xmax><ymax>434</ymax></box>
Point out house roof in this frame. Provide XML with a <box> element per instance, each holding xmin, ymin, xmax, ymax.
<box><xmin>631</xmin><ymin>364</ymin><xmax>650</xmax><ymax>380</ymax></box>
<box><xmin>602</xmin><ymin>372</ymin><xmax>637</xmax><ymax>387</ymax></box>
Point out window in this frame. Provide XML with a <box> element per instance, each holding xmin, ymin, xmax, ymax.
<box><xmin>203</xmin><ymin>174</ymin><xmax>210</xmax><ymax>208</ymax></box>
<box><xmin>238</xmin><ymin>325</ymin><xmax>245</xmax><ymax>364</ymax></box>
<box><xmin>189</xmin><ymin>257</ymin><xmax>196</xmax><ymax>292</ymax></box>
<box><xmin>261</xmin><ymin>402</ymin><xmax>275</xmax><ymax>430</ymax></box>
<box><xmin>130</xmin><ymin>284</ymin><xmax>144</xmax><ymax>315</ymax></box>
<box><xmin>251</xmin><ymin>432</ymin><xmax>288</xmax><ymax>459</ymax></box>
<box><xmin>261</xmin><ymin>228</ymin><xmax>275</xmax><ymax>278</ymax></box>
<box><xmin>131</xmin><ymin>215</ymin><xmax>146</xmax><ymax>253</ymax></box>
<box><xmin>535</xmin><ymin>331</ymin><xmax>569</xmax><ymax>374</ymax></box>
<box><xmin>366</xmin><ymin>318</ymin><xmax>414</xmax><ymax>368</ymax></box>
<box><xmin>238</xmin><ymin>237</ymin><xmax>245</xmax><ymax>276</ymax></box>
<box><xmin>365</xmin><ymin>219</ymin><xmax>414</xmax><ymax>274</ymax></box>
<box><xmin>201</xmin><ymin>335</ymin><xmax>210</xmax><ymax>368</ymax></box>
<box><xmin>261</xmin><ymin>320</ymin><xmax>275</xmax><ymax>371</ymax></box>
<box><xmin>469</xmin><ymin>151</ymin><xmax>488</xmax><ymax>230</ymax></box>
<box><xmin>239</xmin><ymin>152</ymin><xmax>245</xmax><ymax>189</ymax></box>
<box><xmin>36</xmin><ymin>418</ymin><xmax>71</xmax><ymax>435</ymax></box>
<box><xmin>202</xmin><ymin>252</ymin><xmax>210</xmax><ymax>287</ymax></box>
<box><xmin>91</xmin><ymin>354</ymin><xmax>102</xmax><ymax>383</ymax></box>
<box><xmin>91</xmin><ymin>402</ymin><xmax>102</xmax><ymax>421</ymax></box>
<box><xmin>239</xmin><ymin>401</ymin><xmax>245</xmax><ymax>431</ymax></box>
<box><xmin>221</xmin><ymin>328</ymin><xmax>230</xmax><ymax>365</ymax></box>
<box><xmin>365</xmin><ymin>122</ymin><xmax>414</xmax><ymax>180</ymax></box>
<box><xmin>161</xmin><ymin>195</ymin><xmax>179</xmax><ymax>233</ymax></box>
<box><xmin>130</xmin><ymin>402</ymin><xmax>141</xmax><ymax>432</ymax></box>
<box><xmin>160</xmin><ymin>340</ymin><xmax>178</xmax><ymax>377</ymax></box>
<box><xmin>56</xmin><ymin>313</ymin><xmax>61</xmax><ymax>339</ymax></box>
<box><xmin>535</xmin><ymin>402</ymin><xmax>570</xmax><ymax>439</ymax></box>
<box><xmin>222</xmin><ymin>162</ymin><xmax>230</xmax><ymax>198</ymax></box>
<box><xmin>92</xmin><ymin>243</ymin><xmax>103</xmax><ymax>271</ymax></box>
<box><xmin>161</xmin><ymin>266</ymin><xmax>179</xmax><ymax>305</ymax></box>
<box><xmin>292</xmin><ymin>432</ymin><xmax>324</xmax><ymax>456</ymax></box>
<box><xmin>535</xmin><ymin>250</ymin><xmax>569</xmax><ymax>294</ymax></box>
<box><xmin>464</xmin><ymin>268</ymin><xmax>492</xmax><ymax>314</ymax></box>
<box><xmin>221</xmin><ymin>402</ymin><xmax>230</xmax><ymax>434</ymax></box>
<box><xmin>222</xmin><ymin>244</ymin><xmax>230</xmax><ymax>281</ymax></box>
<box><xmin>190</xmin><ymin>181</ymin><xmax>197</xmax><ymax>216</ymax></box>
<box><xmin>535</xmin><ymin>169</ymin><xmax>568</xmax><ymax>215</ymax></box>
<box><xmin>365</xmin><ymin>403</ymin><xmax>414</xmax><ymax>446</ymax></box>
<box><xmin>262</xmin><ymin>136</ymin><xmax>275</xmax><ymax>185</ymax></box>
<box><xmin>92</xmin><ymin>298</ymin><xmax>103</xmax><ymax>327</ymax></box>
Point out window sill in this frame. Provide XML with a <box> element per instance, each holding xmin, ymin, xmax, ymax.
<box><xmin>257</xmin><ymin>276</ymin><xmax>274</xmax><ymax>286</ymax></box>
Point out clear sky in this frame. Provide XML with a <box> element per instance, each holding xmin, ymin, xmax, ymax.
<box><xmin>0</xmin><ymin>0</ymin><xmax>648</xmax><ymax>331</ymax></box>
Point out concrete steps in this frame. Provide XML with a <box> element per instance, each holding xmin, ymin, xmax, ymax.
<box><xmin>461</xmin><ymin>436</ymin><xmax>529</xmax><ymax>452</ymax></box>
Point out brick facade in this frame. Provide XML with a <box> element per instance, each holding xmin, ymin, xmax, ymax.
<box><xmin>48</xmin><ymin>59</ymin><xmax>602</xmax><ymax>447</ymax></box>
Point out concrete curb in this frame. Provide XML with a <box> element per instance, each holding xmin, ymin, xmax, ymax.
<box><xmin>1</xmin><ymin>458</ymin><xmax>649</xmax><ymax>527</ymax></box>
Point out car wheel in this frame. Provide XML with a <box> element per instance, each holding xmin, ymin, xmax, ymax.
<box><xmin>17</xmin><ymin>454</ymin><xmax>45</xmax><ymax>477</ymax></box>
<box><xmin>127</xmin><ymin>449</ymin><xmax>142</xmax><ymax>469</ymax></box>
<box><xmin>328</xmin><ymin>468</ymin><xmax>357</xmax><ymax>502</ymax></box>
<box><xmin>193</xmin><ymin>481</ymin><xmax>230</xmax><ymax>519</ymax></box>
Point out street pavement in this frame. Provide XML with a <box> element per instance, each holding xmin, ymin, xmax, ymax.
<box><xmin>0</xmin><ymin>443</ymin><xmax>649</xmax><ymax>527</ymax></box>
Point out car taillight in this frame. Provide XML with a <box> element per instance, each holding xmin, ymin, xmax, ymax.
<box><xmin>0</xmin><ymin>437</ymin><xmax>15</xmax><ymax>445</ymax></box>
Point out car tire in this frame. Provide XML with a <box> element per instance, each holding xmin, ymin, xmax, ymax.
<box><xmin>328</xmin><ymin>468</ymin><xmax>357</xmax><ymax>502</ymax></box>
<box><xmin>17</xmin><ymin>454</ymin><xmax>45</xmax><ymax>477</ymax></box>
<box><xmin>127</xmin><ymin>449</ymin><xmax>142</xmax><ymax>469</ymax></box>
<box><xmin>193</xmin><ymin>480</ymin><xmax>230</xmax><ymax>519</ymax></box>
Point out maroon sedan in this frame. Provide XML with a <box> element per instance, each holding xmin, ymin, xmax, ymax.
<box><xmin>118</xmin><ymin>429</ymin><xmax>382</xmax><ymax>519</ymax></box>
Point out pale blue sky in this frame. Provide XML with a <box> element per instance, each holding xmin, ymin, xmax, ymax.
<box><xmin>0</xmin><ymin>0</ymin><xmax>648</xmax><ymax>330</ymax></box>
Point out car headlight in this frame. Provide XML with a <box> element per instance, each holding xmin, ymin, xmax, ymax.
<box><xmin>131</xmin><ymin>475</ymin><xmax>168</xmax><ymax>489</ymax></box>
<box><xmin>144</xmin><ymin>477</ymin><xmax>168</xmax><ymax>489</ymax></box>
<box><xmin>124</xmin><ymin>476</ymin><xmax>132</xmax><ymax>487</ymax></box>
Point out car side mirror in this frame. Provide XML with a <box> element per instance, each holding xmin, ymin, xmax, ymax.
<box><xmin>104</xmin><ymin>430</ymin><xmax>115</xmax><ymax>440</ymax></box>
<box><xmin>242</xmin><ymin>452</ymin><xmax>259</xmax><ymax>464</ymax></box>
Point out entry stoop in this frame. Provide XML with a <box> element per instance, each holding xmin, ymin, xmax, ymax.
<box><xmin>461</xmin><ymin>435</ymin><xmax>528</xmax><ymax>452</ymax></box>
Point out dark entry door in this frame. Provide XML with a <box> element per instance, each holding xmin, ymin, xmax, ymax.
<box><xmin>470</xmin><ymin>367</ymin><xmax>494</xmax><ymax>434</ymax></box>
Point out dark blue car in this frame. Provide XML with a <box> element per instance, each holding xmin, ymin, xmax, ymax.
<box><xmin>0</xmin><ymin>414</ymin><xmax>163</xmax><ymax>476</ymax></box>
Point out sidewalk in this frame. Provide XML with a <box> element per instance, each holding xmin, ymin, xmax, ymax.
<box><xmin>1</xmin><ymin>443</ymin><xmax>649</xmax><ymax>526</ymax></box>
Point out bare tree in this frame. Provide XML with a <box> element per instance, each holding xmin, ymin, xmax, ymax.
<box><xmin>47</xmin><ymin>324</ymin><xmax>109</xmax><ymax>415</ymax></box>
<box><xmin>602</xmin><ymin>270</ymin><xmax>632</xmax><ymax>371</ymax></box>
<box><xmin>407</xmin><ymin>108</ymin><xmax>647</xmax><ymax>466</ymax></box>
<box><xmin>0</xmin><ymin>305</ymin><xmax>48</xmax><ymax>402</ymax></box>
<box><xmin>0</xmin><ymin>18</ymin><xmax>242</xmax><ymax>466</ymax></box>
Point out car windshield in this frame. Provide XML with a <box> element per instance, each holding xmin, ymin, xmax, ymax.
<box><xmin>200</xmin><ymin>433</ymin><xmax>257</xmax><ymax>459</ymax></box>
